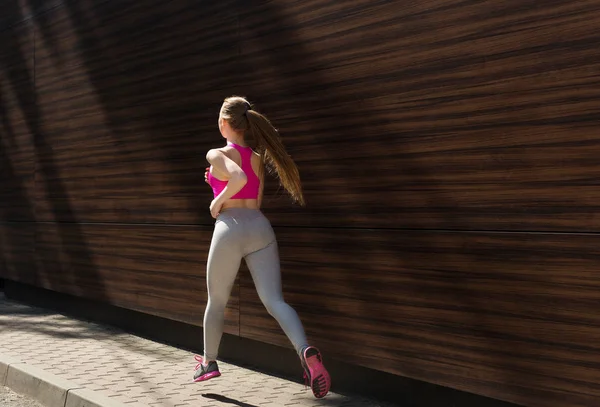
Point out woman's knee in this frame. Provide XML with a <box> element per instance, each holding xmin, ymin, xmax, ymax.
<box><xmin>207</xmin><ymin>292</ymin><xmax>229</xmax><ymax>312</ymax></box>
<box><xmin>262</xmin><ymin>298</ymin><xmax>288</xmax><ymax>317</ymax></box>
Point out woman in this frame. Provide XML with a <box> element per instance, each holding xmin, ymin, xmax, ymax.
<box><xmin>193</xmin><ymin>96</ymin><xmax>331</xmax><ymax>399</ymax></box>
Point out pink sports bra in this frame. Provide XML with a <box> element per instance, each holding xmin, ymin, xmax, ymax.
<box><xmin>207</xmin><ymin>142</ymin><xmax>260</xmax><ymax>199</ymax></box>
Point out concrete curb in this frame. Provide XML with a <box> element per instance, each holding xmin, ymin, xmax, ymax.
<box><xmin>0</xmin><ymin>354</ymin><xmax>129</xmax><ymax>407</ymax></box>
<box><xmin>1</xmin><ymin>354</ymin><xmax>18</xmax><ymax>386</ymax></box>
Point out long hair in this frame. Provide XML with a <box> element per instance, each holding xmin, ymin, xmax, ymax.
<box><xmin>220</xmin><ymin>96</ymin><xmax>305</xmax><ymax>206</ymax></box>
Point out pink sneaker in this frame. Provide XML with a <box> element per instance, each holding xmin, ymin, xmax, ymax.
<box><xmin>301</xmin><ymin>346</ymin><xmax>331</xmax><ymax>398</ymax></box>
<box><xmin>193</xmin><ymin>355</ymin><xmax>221</xmax><ymax>382</ymax></box>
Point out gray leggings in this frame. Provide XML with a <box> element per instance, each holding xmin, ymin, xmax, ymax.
<box><xmin>203</xmin><ymin>208</ymin><xmax>308</xmax><ymax>361</ymax></box>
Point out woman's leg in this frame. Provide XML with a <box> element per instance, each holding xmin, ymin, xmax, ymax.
<box><xmin>243</xmin><ymin>215</ymin><xmax>330</xmax><ymax>398</ymax></box>
<box><xmin>244</xmin><ymin>239</ymin><xmax>331</xmax><ymax>398</ymax></box>
<box><xmin>202</xmin><ymin>221</ymin><xmax>242</xmax><ymax>362</ymax></box>
<box><xmin>244</xmin><ymin>240</ymin><xmax>309</xmax><ymax>355</ymax></box>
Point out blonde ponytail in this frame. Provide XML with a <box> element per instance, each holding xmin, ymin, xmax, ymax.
<box><xmin>219</xmin><ymin>96</ymin><xmax>305</xmax><ymax>205</ymax></box>
<box><xmin>246</xmin><ymin>110</ymin><xmax>305</xmax><ymax>205</ymax></box>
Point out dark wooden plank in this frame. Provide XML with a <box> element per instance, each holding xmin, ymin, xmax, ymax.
<box><xmin>239</xmin><ymin>227</ymin><xmax>600</xmax><ymax>407</ymax></box>
<box><xmin>0</xmin><ymin>223</ymin><xmax>36</xmax><ymax>284</ymax></box>
<box><xmin>35</xmin><ymin>197</ymin><xmax>197</xmax><ymax>224</ymax></box>
<box><xmin>32</xmin><ymin>0</ymin><xmax>238</xmax><ymax>224</ymax></box>
<box><xmin>34</xmin><ymin>223</ymin><xmax>238</xmax><ymax>334</ymax></box>
<box><xmin>33</xmin><ymin>157</ymin><xmax>207</xmax><ymax>224</ymax></box>
<box><xmin>0</xmin><ymin>1</ymin><xmax>27</xmax><ymax>31</ymax></box>
<box><xmin>0</xmin><ymin>22</ymin><xmax>35</xmax><ymax>221</ymax></box>
<box><xmin>29</xmin><ymin>0</ymin><xmax>600</xmax><ymax>231</ymax></box>
<box><xmin>238</xmin><ymin>0</ymin><xmax>600</xmax><ymax>232</ymax></box>
<box><xmin>0</xmin><ymin>0</ymin><xmax>62</xmax><ymax>32</ymax></box>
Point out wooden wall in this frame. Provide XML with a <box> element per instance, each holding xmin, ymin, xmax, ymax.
<box><xmin>2</xmin><ymin>1</ymin><xmax>600</xmax><ymax>406</ymax></box>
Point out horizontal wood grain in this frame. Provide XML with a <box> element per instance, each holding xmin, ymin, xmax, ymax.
<box><xmin>240</xmin><ymin>227</ymin><xmax>600</xmax><ymax>407</ymax></box>
<box><xmin>0</xmin><ymin>223</ymin><xmax>35</xmax><ymax>284</ymax></box>
<box><xmin>32</xmin><ymin>223</ymin><xmax>237</xmax><ymax>333</ymax></box>
<box><xmin>31</xmin><ymin>0</ymin><xmax>238</xmax><ymax>224</ymax></box>
<box><xmin>23</xmin><ymin>0</ymin><xmax>600</xmax><ymax>231</ymax></box>
<box><xmin>0</xmin><ymin>0</ymin><xmax>62</xmax><ymax>32</ymax></box>
<box><xmin>0</xmin><ymin>22</ymin><xmax>35</xmax><ymax>221</ymax></box>
<box><xmin>239</xmin><ymin>0</ymin><xmax>600</xmax><ymax>232</ymax></box>
<box><xmin>33</xmin><ymin>157</ymin><xmax>208</xmax><ymax>223</ymax></box>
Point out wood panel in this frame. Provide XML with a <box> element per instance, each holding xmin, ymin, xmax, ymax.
<box><xmin>33</xmin><ymin>223</ymin><xmax>237</xmax><ymax>333</ymax></box>
<box><xmin>0</xmin><ymin>1</ymin><xmax>62</xmax><ymax>32</ymax></box>
<box><xmin>240</xmin><ymin>227</ymin><xmax>600</xmax><ymax>407</ymax></box>
<box><xmin>24</xmin><ymin>0</ymin><xmax>600</xmax><ymax>231</ymax></box>
<box><xmin>0</xmin><ymin>22</ymin><xmax>35</xmax><ymax>221</ymax></box>
<box><xmin>0</xmin><ymin>0</ymin><xmax>26</xmax><ymax>31</ymax></box>
<box><xmin>32</xmin><ymin>0</ymin><xmax>238</xmax><ymax>224</ymax></box>
<box><xmin>0</xmin><ymin>223</ymin><xmax>35</xmax><ymax>284</ymax></box>
<box><xmin>3</xmin><ymin>1</ymin><xmax>600</xmax><ymax>406</ymax></box>
<box><xmin>238</xmin><ymin>0</ymin><xmax>600</xmax><ymax>232</ymax></box>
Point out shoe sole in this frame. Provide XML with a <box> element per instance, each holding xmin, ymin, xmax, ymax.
<box><xmin>302</xmin><ymin>347</ymin><xmax>331</xmax><ymax>398</ymax></box>
<box><xmin>193</xmin><ymin>371</ymin><xmax>221</xmax><ymax>382</ymax></box>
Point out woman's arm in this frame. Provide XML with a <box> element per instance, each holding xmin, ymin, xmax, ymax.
<box><xmin>206</xmin><ymin>149</ymin><xmax>247</xmax><ymax>217</ymax></box>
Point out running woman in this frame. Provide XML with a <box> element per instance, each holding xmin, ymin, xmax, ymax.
<box><xmin>193</xmin><ymin>96</ymin><xmax>331</xmax><ymax>399</ymax></box>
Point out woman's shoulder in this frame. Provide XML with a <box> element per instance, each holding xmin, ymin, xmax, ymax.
<box><xmin>206</xmin><ymin>146</ymin><xmax>240</xmax><ymax>163</ymax></box>
<box><xmin>206</xmin><ymin>147</ymin><xmax>226</xmax><ymax>161</ymax></box>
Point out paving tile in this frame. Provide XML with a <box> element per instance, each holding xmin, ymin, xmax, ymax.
<box><xmin>0</xmin><ymin>293</ymin><xmax>395</xmax><ymax>407</ymax></box>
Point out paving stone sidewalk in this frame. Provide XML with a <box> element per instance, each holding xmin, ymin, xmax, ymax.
<box><xmin>0</xmin><ymin>293</ymin><xmax>396</xmax><ymax>407</ymax></box>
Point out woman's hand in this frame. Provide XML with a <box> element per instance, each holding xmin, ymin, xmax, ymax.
<box><xmin>204</xmin><ymin>167</ymin><xmax>210</xmax><ymax>184</ymax></box>
<box><xmin>210</xmin><ymin>197</ymin><xmax>224</xmax><ymax>219</ymax></box>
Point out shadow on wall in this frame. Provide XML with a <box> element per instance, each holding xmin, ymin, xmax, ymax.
<box><xmin>0</xmin><ymin>0</ymin><xmax>108</xmax><ymax>307</ymax></box>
